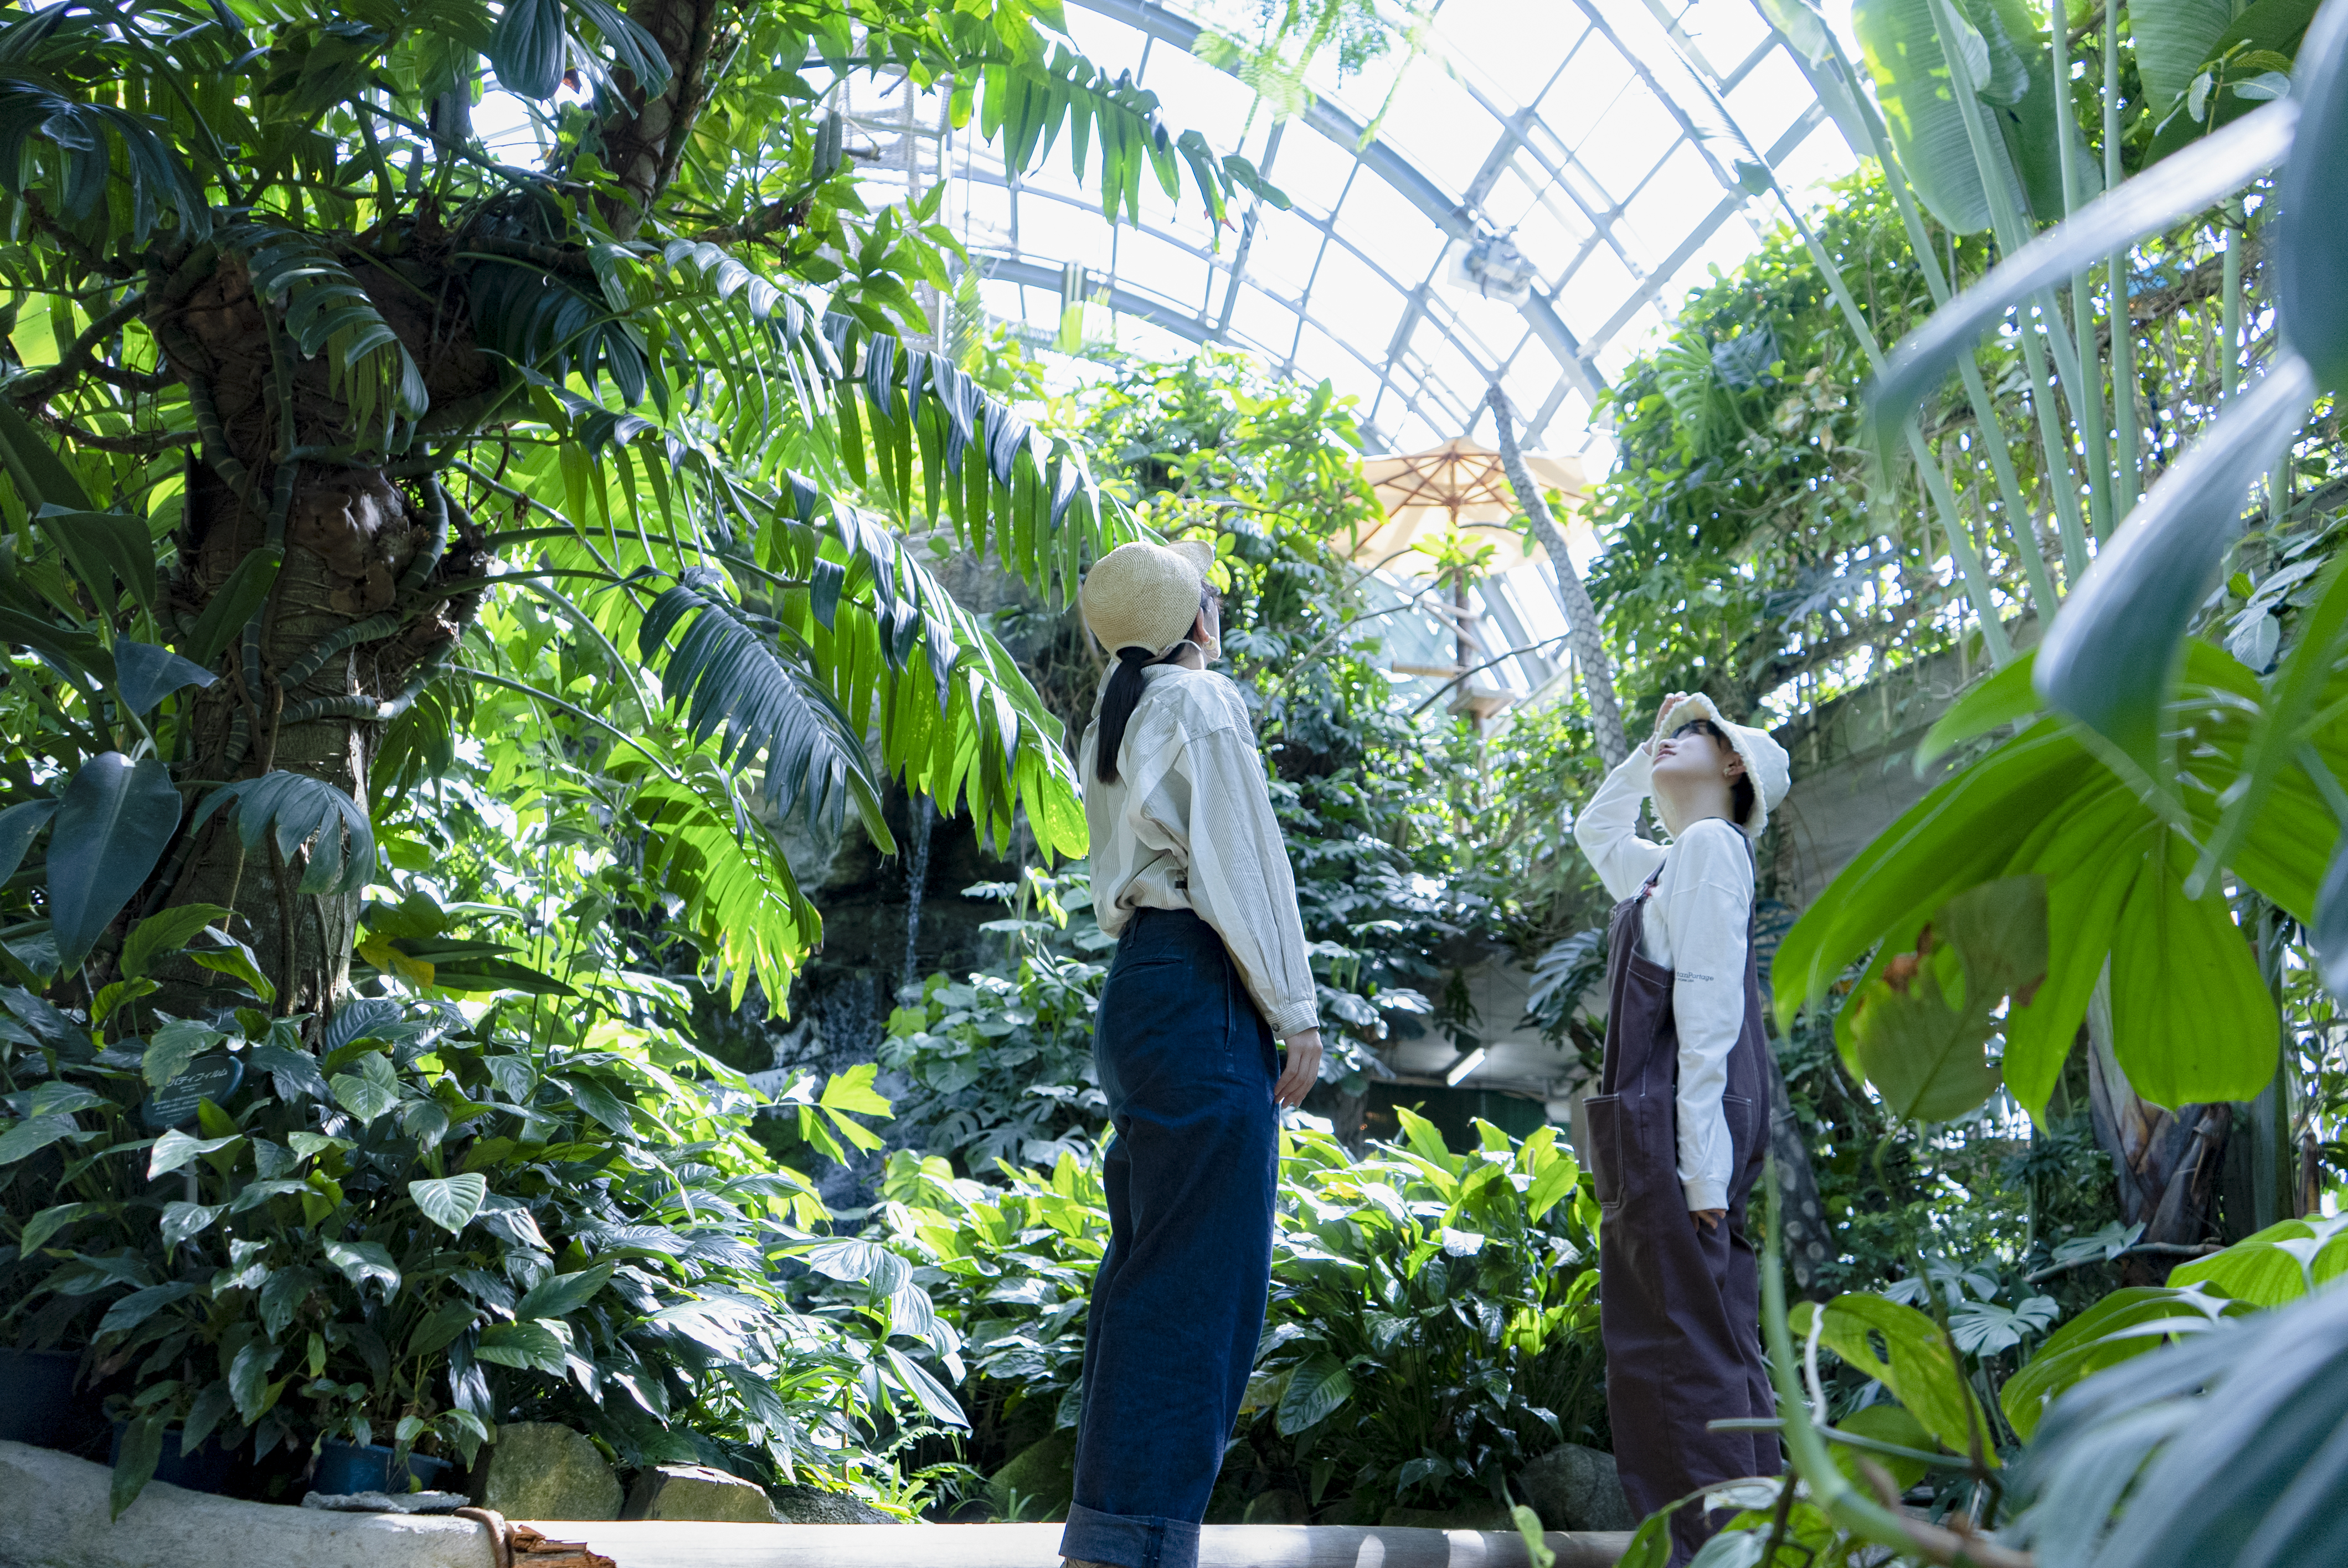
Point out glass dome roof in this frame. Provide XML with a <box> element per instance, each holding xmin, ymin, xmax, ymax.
<box><xmin>820</xmin><ymin>0</ymin><xmax>1858</xmax><ymax>457</ymax></box>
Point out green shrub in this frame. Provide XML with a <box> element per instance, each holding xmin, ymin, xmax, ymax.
<box><xmin>0</xmin><ymin>917</ymin><xmax>945</xmax><ymax>1515</ymax></box>
<box><xmin>874</xmin><ymin>1107</ymin><xmax>1605</xmax><ymax>1521</ymax></box>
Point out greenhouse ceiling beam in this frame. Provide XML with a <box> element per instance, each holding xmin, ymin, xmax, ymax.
<box><xmin>1075</xmin><ymin>0</ymin><xmax>1607</xmax><ymax>405</ymax></box>
<box><xmin>980</xmin><ymin>256</ymin><xmax>1215</xmax><ymax>345</ymax></box>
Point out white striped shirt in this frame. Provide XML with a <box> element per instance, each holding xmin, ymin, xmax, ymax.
<box><xmin>1079</xmin><ymin>663</ymin><xmax>1320</xmax><ymax>1040</ymax></box>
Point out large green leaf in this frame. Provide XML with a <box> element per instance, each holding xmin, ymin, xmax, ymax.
<box><xmin>2165</xmin><ymin>1214</ymin><xmax>2348</xmax><ymax>1306</ymax></box>
<box><xmin>1275</xmin><ymin>1349</ymin><xmax>1355</xmax><ymax>1436</ymax></box>
<box><xmin>2144</xmin><ymin>0</ymin><xmax>2324</xmax><ymax>163</ymax></box>
<box><xmin>2276</xmin><ymin>0</ymin><xmax>2348</xmax><ymax>393</ymax></box>
<box><xmin>113</xmin><ymin>639</ymin><xmax>215</xmax><ymax>716</ymax></box>
<box><xmin>489</xmin><ymin>0</ymin><xmax>567</xmax><ymax>100</ymax></box>
<box><xmin>1842</xmin><ymin>876</ymin><xmax>2045</xmax><ymax>1122</ymax></box>
<box><xmin>1792</xmin><ymin>1292</ymin><xmax>1998</xmax><ymax>1464</ymax></box>
<box><xmin>0</xmin><ymin>798</ymin><xmax>55</xmax><ymax>885</ymax></box>
<box><xmin>1855</xmin><ymin>0</ymin><xmax>1993</xmax><ymax>231</ymax></box>
<box><xmin>2135</xmin><ymin>0</ymin><xmax>2239</xmax><ymax>111</ymax></box>
<box><xmin>2000</xmin><ymin>1285</ymin><xmax>2244</xmax><ymax>1441</ymax></box>
<box><xmin>2012</xmin><ymin>1281</ymin><xmax>2348</xmax><ymax>1568</ymax></box>
<box><xmin>410</xmin><ymin>1172</ymin><xmax>488</xmax><ymax>1232</ymax></box>
<box><xmin>49</xmin><ymin>752</ymin><xmax>182</xmax><ymax>968</ymax></box>
<box><xmin>2107</xmin><ymin>838</ymin><xmax>2279</xmax><ymax>1107</ymax></box>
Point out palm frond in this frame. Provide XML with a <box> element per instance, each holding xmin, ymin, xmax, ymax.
<box><xmin>233</xmin><ymin>222</ymin><xmax>429</xmax><ymax>442</ymax></box>
<box><xmin>637</xmin><ymin>582</ymin><xmax>893</xmax><ymax>850</ymax></box>
<box><xmin>611</xmin><ymin>754</ymin><xmax>819</xmax><ymax>1012</ymax></box>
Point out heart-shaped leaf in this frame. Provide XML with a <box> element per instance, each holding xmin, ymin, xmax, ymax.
<box><xmin>410</xmin><ymin>1172</ymin><xmax>488</xmax><ymax>1232</ymax></box>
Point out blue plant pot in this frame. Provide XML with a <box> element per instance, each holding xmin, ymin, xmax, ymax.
<box><xmin>312</xmin><ymin>1440</ymin><xmax>454</xmax><ymax>1496</ymax></box>
<box><xmin>109</xmin><ymin>1421</ymin><xmax>239</xmax><ymax>1495</ymax></box>
<box><xmin>0</xmin><ymin>1349</ymin><xmax>90</xmax><ymax>1451</ymax></box>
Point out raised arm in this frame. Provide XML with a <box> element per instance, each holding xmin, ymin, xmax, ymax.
<box><xmin>1574</xmin><ymin>743</ymin><xmax>1667</xmax><ymax>901</ymax></box>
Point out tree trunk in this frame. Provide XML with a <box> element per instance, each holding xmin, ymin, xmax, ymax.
<box><xmin>145</xmin><ymin>249</ymin><xmax>493</xmax><ymax>1017</ymax></box>
<box><xmin>1487</xmin><ymin>385</ymin><xmax>1630</xmax><ymax>768</ymax></box>
<box><xmin>600</xmin><ymin>0</ymin><xmax>728</xmax><ymax>238</ymax></box>
<box><xmin>2086</xmin><ymin>996</ymin><xmax>2231</xmax><ymax>1285</ymax></box>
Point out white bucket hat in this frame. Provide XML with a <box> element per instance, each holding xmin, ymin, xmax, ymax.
<box><xmin>1080</xmin><ymin>539</ymin><xmax>1216</xmax><ymax>658</ymax></box>
<box><xmin>1654</xmin><ymin>692</ymin><xmax>1791</xmax><ymax>842</ymax></box>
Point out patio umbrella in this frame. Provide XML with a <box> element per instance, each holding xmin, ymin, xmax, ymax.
<box><xmin>1347</xmin><ymin>436</ymin><xmax>1588</xmax><ymax>572</ymax></box>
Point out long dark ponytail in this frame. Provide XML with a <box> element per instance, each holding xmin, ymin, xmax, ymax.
<box><xmin>1093</xmin><ymin>586</ymin><xmax>1217</xmax><ymax>785</ymax></box>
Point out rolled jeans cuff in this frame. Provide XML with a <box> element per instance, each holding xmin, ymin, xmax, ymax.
<box><xmin>1060</xmin><ymin>1501</ymin><xmax>1202</xmax><ymax>1568</ymax></box>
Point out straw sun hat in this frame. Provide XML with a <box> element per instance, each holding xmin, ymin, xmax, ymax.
<box><xmin>1080</xmin><ymin>539</ymin><xmax>1216</xmax><ymax>658</ymax></box>
<box><xmin>1654</xmin><ymin>692</ymin><xmax>1792</xmax><ymax>842</ymax></box>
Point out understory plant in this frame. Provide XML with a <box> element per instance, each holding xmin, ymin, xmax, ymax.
<box><xmin>0</xmin><ymin>907</ymin><xmax>936</xmax><ymax>1516</ymax></box>
<box><xmin>871</xmin><ymin>1110</ymin><xmax>1606</xmax><ymax>1523</ymax></box>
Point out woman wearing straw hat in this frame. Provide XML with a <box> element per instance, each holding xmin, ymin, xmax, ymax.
<box><xmin>1573</xmin><ymin>690</ymin><xmax>1792</xmax><ymax>1566</ymax></box>
<box><xmin>1058</xmin><ymin>538</ymin><xmax>1322</xmax><ymax>1568</ymax></box>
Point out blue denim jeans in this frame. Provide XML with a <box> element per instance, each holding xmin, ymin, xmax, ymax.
<box><xmin>1059</xmin><ymin>907</ymin><xmax>1280</xmax><ymax>1568</ymax></box>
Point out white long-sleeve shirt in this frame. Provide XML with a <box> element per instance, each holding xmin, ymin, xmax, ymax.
<box><xmin>1079</xmin><ymin>663</ymin><xmax>1320</xmax><ymax>1040</ymax></box>
<box><xmin>1573</xmin><ymin>746</ymin><xmax>1752</xmax><ymax>1211</ymax></box>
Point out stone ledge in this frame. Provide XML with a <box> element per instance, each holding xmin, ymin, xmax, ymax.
<box><xmin>509</xmin><ymin>1519</ymin><xmax>1634</xmax><ymax>1566</ymax></box>
<box><xmin>0</xmin><ymin>1441</ymin><xmax>495</xmax><ymax>1568</ymax></box>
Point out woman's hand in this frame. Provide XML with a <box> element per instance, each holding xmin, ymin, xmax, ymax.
<box><xmin>1691</xmin><ymin>1208</ymin><xmax>1726</xmax><ymax>1232</ymax></box>
<box><xmin>1274</xmin><ymin>1029</ymin><xmax>1323</xmax><ymax>1108</ymax></box>
<box><xmin>1652</xmin><ymin>691</ymin><xmax>1688</xmax><ymax>748</ymax></box>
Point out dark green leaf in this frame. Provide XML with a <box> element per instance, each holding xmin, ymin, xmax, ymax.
<box><xmin>119</xmin><ymin>905</ymin><xmax>234</xmax><ymax>983</ymax></box>
<box><xmin>513</xmin><ymin>1261</ymin><xmax>612</xmax><ymax>1321</ymax></box>
<box><xmin>109</xmin><ymin>1410</ymin><xmax>165</xmax><ymax>1519</ymax></box>
<box><xmin>491</xmin><ymin>0</ymin><xmax>567</xmax><ymax>101</ymax></box>
<box><xmin>190</xmin><ymin>771</ymin><xmax>375</xmax><ymax>898</ymax></box>
<box><xmin>0</xmin><ymin>797</ymin><xmax>55</xmax><ymax>886</ymax></box>
<box><xmin>183</xmin><ymin>548</ymin><xmax>281</xmax><ymax>668</ymax></box>
<box><xmin>324</xmin><ymin>1239</ymin><xmax>401</xmax><ymax>1297</ymax></box>
<box><xmin>0</xmin><ymin>1113</ymin><xmax>77</xmax><ymax>1164</ymax></box>
<box><xmin>1275</xmin><ymin>1350</ymin><xmax>1354</xmax><ymax>1435</ymax></box>
<box><xmin>2275</xmin><ymin>0</ymin><xmax>2348</xmax><ymax>391</ymax></box>
<box><xmin>114</xmin><ymin>639</ymin><xmax>215</xmax><ymax>716</ymax></box>
<box><xmin>96</xmin><ymin>1279</ymin><xmax>195</xmax><ymax>1337</ymax></box>
<box><xmin>49</xmin><ymin>752</ymin><xmax>182</xmax><ymax>968</ymax></box>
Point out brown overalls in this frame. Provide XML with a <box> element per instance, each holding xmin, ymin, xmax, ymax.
<box><xmin>1585</xmin><ymin>857</ymin><xmax>1779</xmax><ymax>1565</ymax></box>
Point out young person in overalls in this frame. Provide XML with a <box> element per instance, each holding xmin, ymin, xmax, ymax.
<box><xmin>1573</xmin><ymin>692</ymin><xmax>1793</xmax><ymax>1566</ymax></box>
<box><xmin>1059</xmin><ymin>539</ymin><xmax>1324</xmax><ymax>1568</ymax></box>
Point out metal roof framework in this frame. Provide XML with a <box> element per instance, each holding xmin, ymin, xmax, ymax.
<box><xmin>818</xmin><ymin>0</ymin><xmax>1858</xmax><ymax>457</ymax></box>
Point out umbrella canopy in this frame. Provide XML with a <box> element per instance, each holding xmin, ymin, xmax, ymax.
<box><xmin>1347</xmin><ymin>437</ymin><xmax>1589</xmax><ymax>572</ymax></box>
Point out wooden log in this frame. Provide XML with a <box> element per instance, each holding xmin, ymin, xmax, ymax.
<box><xmin>510</xmin><ymin>1520</ymin><xmax>1634</xmax><ymax>1568</ymax></box>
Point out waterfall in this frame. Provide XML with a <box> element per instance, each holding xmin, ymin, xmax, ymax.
<box><xmin>900</xmin><ymin>796</ymin><xmax>933</xmax><ymax>999</ymax></box>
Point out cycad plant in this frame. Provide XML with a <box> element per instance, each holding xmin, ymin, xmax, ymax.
<box><xmin>0</xmin><ymin>0</ymin><xmax>1284</xmax><ymax>1019</ymax></box>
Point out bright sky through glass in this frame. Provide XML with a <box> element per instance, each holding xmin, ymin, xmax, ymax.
<box><xmin>820</xmin><ymin>0</ymin><xmax>1863</xmax><ymax>461</ymax></box>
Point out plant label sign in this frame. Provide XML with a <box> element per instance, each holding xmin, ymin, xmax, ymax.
<box><xmin>143</xmin><ymin>1055</ymin><xmax>242</xmax><ymax>1130</ymax></box>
